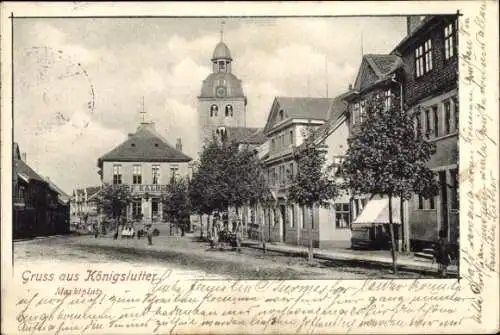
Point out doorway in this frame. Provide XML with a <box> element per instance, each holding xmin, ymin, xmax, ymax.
<box><xmin>280</xmin><ymin>205</ymin><xmax>286</xmax><ymax>242</ymax></box>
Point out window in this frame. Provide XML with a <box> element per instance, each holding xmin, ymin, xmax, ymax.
<box><xmin>414</xmin><ymin>113</ymin><xmax>422</xmax><ymax>139</ymax></box>
<box><xmin>415</xmin><ymin>45</ymin><xmax>424</xmax><ymax>78</ymax></box>
<box><xmin>225</xmin><ymin>105</ymin><xmax>233</xmax><ymax>117</ymax></box>
<box><xmin>281</xmin><ymin>134</ymin><xmax>285</xmax><ymax>146</ymax></box>
<box><xmin>210</xmin><ymin>104</ymin><xmax>218</xmax><ymax>117</ymax></box>
<box><xmin>384</xmin><ymin>89</ymin><xmax>392</xmax><ymax>110</ymax></box>
<box><xmin>432</xmin><ymin>106</ymin><xmax>439</xmax><ymax>137</ymax></box>
<box><xmin>132</xmin><ymin>200</ymin><xmax>141</xmax><ymax>218</ymax></box>
<box><xmin>429</xmin><ymin>196</ymin><xmax>435</xmax><ymax>210</ymax></box>
<box><xmin>271</xmin><ymin>138</ymin><xmax>275</xmax><ymax>151</ymax></box>
<box><xmin>415</xmin><ymin>39</ymin><xmax>433</xmax><ymax>77</ymax></box>
<box><xmin>424</xmin><ymin>39</ymin><xmax>433</xmax><ymax>72</ymax></box>
<box><xmin>289</xmin><ymin>163</ymin><xmax>294</xmax><ymax>180</ymax></box>
<box><xmin>444</xmin><ymin>22</ymin><xmax>456</xmax><ymax>60</ymax></box>
<box><xmin>444</xmin><ymin>101</ymin><xmax>451</xmax><ymax>134</ymax></box>
<box><xmin>424</xmin><ymin>109</ymin><xmax>431</xmax><ymax>138</ymax></box>
<box><xmin>453</xmin><ymin>97</ymin><xmax>459</xmax><ymax>131</ymax></box>
<box><xmin>152</xmin><ymin>165</ymin><xmax>160</xmax><ymax>185</ymax></box>
<box><xmin>218</xmin><ymin>61</ymin><xmax>225</xmax><ymax>71</ymax></box>
<box><xmin>113</xmin><ymin>164</ymin><xmax>122</xmax><ymax>185</ymax></box>
<box><xmin>335</xmin><ymin>203</ymin><xmax>350</xmax><ymax>229</ymax></box>
<box><xmin>170</xmin><ymin>167</ymin><xmax>179</xmax><ymax>181</ymax></box>
<box><xmin>279</xmin><ymin>109</ymin><xmax>284</xmax><ymax>120</ymax></box>
<box><xmin>132</xmin><ymin>165</ymin><xmax>142</xmax><ymax>185</ymax></box>
<box><xmin>289</xmin><ymin>130</ymin><xmax>294</xmax><ymax>145</ymax></box>
<box><xmin>418</xmin><ymin>195</ymin><xmax>423</xmax><ymax>210</ymax></box>
<box><xmin>450</xmin><ymin>168</ymin><xmax>459</xmax><ymax>210</ymax></box>
<box><xmin>152</xmin><ymin>198</ymin><xmax>160</xmax><ymax>217</ymax></box>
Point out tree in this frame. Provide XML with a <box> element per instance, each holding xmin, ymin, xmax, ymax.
<box><xmin>162</xmin><ymin>177</ymin><xmax>190</xmax><ymax>236</ymax></box>
<box><xmin>340</xmin><ymin>93</ymin><xmax>438</xmax><ymax>274</ymax></box>
<box><xmin>288</xmin><ymin>128</ymin><xmax>339</xmax><ymax>262</ymax></box>
<box><xmin>236</xmin><ymin>146</ymin><xmax>272</xmax><ymax>244</ymax></box>
<box><xmin>97</xmin><ymin>184</ymin><xmax>131</xmax><ymax>235</ymax></box>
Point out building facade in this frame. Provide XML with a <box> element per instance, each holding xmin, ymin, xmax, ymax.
<box><xmin>13</xmin><ymin>143</ymin><xmax>70</xmax><ymax>239</ymax></box>
<box><xmin>343</xmin><ymin>15</ymin><xmax>459</xmax><ymax>251</ymax></box>
<box><xmin>97</xmin><ymin>121</ymin><xmax>192</xmax><ymax>224</ymax></box>
<box><xmin>70</xmin><ymin>186</ymin><xmax>101</xmax><ymax>229</ymax></box>
<box><xmin>394</xmin><ymin>15</ymin><xmax>459</xmax><ymax>251</ymax></box>
<box><xmin>258</xmin><ymin>96</ymin><xmax>351</xmax><ymax>248</ymax></box>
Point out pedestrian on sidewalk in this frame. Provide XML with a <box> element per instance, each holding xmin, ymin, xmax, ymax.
<box><xmin>433</xmin><ymin>230</ymin><xmax>451</xmax><ymax>278</ymax></box>
<box><xmin>146</xmin><ymin>224</ymin><xmax>153</xmax><ymax>246</ymax></box>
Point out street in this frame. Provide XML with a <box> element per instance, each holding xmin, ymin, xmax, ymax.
<box><xmin>14</xmin><ymin>229</ymin><xmax>438</xmax><ymax>280</ymax></box>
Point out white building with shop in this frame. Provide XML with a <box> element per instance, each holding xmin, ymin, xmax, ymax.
<box><xmin>97</xmin><ymin>121</ymin><xmax>193</xmax><ymax>224</ymax></box>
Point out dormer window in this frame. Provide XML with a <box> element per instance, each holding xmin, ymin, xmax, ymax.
<box><xmin>279</xmin><ymin>109</ymin><xmax>284</xmax><ymax>120</ymax></box>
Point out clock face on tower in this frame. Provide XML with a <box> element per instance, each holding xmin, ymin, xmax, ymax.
<box><xmin>216</xmin><ymin>86</ymin><xmax>227</xmax><ymax>98</ymax></box>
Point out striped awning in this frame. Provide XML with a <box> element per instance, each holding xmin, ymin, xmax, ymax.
<box><xmin>352</xmin><ymin>197</ymin><xmax>401</xmax><ymax>226</ymax></box>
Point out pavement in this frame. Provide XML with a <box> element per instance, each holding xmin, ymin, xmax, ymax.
<box><xmin>242</xmin><ymin>239</ymin><xmax>458</xmax><ymax>276</ymax></box>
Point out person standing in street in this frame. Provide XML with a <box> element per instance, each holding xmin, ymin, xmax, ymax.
<box><xmin>434</xmin><ymin>229</ymin><xmax>451</xmax><ymax>277</ymax></box>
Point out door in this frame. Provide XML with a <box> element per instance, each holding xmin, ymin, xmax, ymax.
<box><xmin>439</xmin><ymin>170</ymin><xmax>449</xmax><ymax>239</ymax></box>
<box><xmin>280</xmin><ymin>205</ymin><xmax>286</xmax><ymax>242</ymax></box>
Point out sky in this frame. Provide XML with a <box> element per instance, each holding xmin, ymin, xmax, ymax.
<box><xmin>13</xmin><ymin>16</ymin><xmax>407</xmax><ymax>194</ymax></box>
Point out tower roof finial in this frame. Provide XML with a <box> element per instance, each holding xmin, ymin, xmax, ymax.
<box><xmin>220</xmin><ymin>19</ymin><xmax>225</xmax><ymax>41</ymax></box>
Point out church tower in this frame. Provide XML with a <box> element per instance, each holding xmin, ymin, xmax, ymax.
<box><xmin>197</xmin><ymin>23</ymin><xmax>247</xmax><ymax>152</ymax></box>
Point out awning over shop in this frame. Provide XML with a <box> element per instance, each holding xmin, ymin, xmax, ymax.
<box><xmin>352</xmin><ymin>197</ymin><xmax>401</xmax><ymax>227</ymax></box>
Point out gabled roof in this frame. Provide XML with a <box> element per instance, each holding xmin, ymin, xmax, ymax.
<box><xmin>352</xmin><ymin>54</ymin><xmax>403</xmax><ymax>93</ymax></box>
<box><xmin>223</xmin><ymin>126</ymin><xmax>262</xmax><ymax>144</ymax></box>
<box><xmin>14</xmin><ymin>156</ymin><xmax>46</xmax><ymax>184</ymax></box>
<box><xmin>275</xmin><ymin>97</ymin><xmax>333</xmax><ymax>120</ymax></box>
<box><xmin>45</xmin><ymin>178</ymin><xmax>70</xmax><ymax>202</ymax></box>
<box><xmin>98</xmin><ymin>122</ymin><xmax>192</xmax><ymax>167</ymax></box>
<box><xmin>263</xmin><ymin>97</ymin><xmax>334</xmax><ymax>134</ymax></box>
<box><xmin>238</xmin><ymin>128</ymin><xmax>267</xmax><ymax>145</ymax></box>
<box><xmin>298</xmin><ymin>93</ymin><xmax>348</xmax><ymax>149</ymax></box>
<box><xmin>75</xmin><ymin>186</ymin><xmax>101</xmax><ymax>199</ymax></box>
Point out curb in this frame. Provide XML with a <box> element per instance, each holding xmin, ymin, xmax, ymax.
<box><xmin>243</xmin><ymin>241</ymin><xmax>458</xmax><ymax>276</ymax></box>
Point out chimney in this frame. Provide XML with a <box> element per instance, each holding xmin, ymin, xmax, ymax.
<box><xmin>348</xmin><ymin>83</ymin><xmax>353</xmax><ymax>91</ymax></box>
<box><xmin>128</xmin><ymin>133</ymin><xmax>134</xmax><ymax>138</ymax></box>
<box><xmin>407</xmin><ymin>16</ymin><xmax>425</xmax><ymax>36</ymax></box>
<box><xmin>176</xmin><ymin>138</ymin><xmax>183</xmax><ymax>152</ymax></box>
<box><xmin>21</xmin><ymin>152</ymin><xmax>27</xmax><ymax>162</ymax></box>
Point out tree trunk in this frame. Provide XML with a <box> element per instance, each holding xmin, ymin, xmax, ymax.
<box><xmin>308</xmin><ymin>206</ymin><xmax>314</xmax><ymax>263</ymax></box>
<box><xmin>261</xmin><ymin>205</ymin><xmax>267</xmax><ymax>254</ymax></box>
<box><xmin>207</xmin><ymin>215</ymin><xmax>211</xmax><ymax>239</ymax></box>
<box><xmin>400</xmin><ymin>195</ymin><xmax>406</xmax><ymax>253</ymax></box>
<box><xmin>199</xmin><ymin>214</ymin><xmax>203</xmax><ymax>239</ymax></box>
<box><xmin>388</xmin><ymin>196</ymin><xmax>398</xmax><ymax>274</ymax></box>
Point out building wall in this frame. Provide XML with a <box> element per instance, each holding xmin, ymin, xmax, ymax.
<box><xmin>198</xmin><ymin>97</ymin><xmax>246</xmax><ymax>149</ymax></box>
<box><xmin>400</xmin><ymin>16</ymin><xmax>458</xmax><ymax>107</ymax></box>
<box><xmin>400</xmin><ymin>16</ymin><xmax>459</xmax><ymax>249</ymax></box>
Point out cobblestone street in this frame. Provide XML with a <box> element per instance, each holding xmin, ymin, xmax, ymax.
<box><xmin>14</xmin><ymin>231</ymin><xmax>438</xmax><ymax>280</ymax></box>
